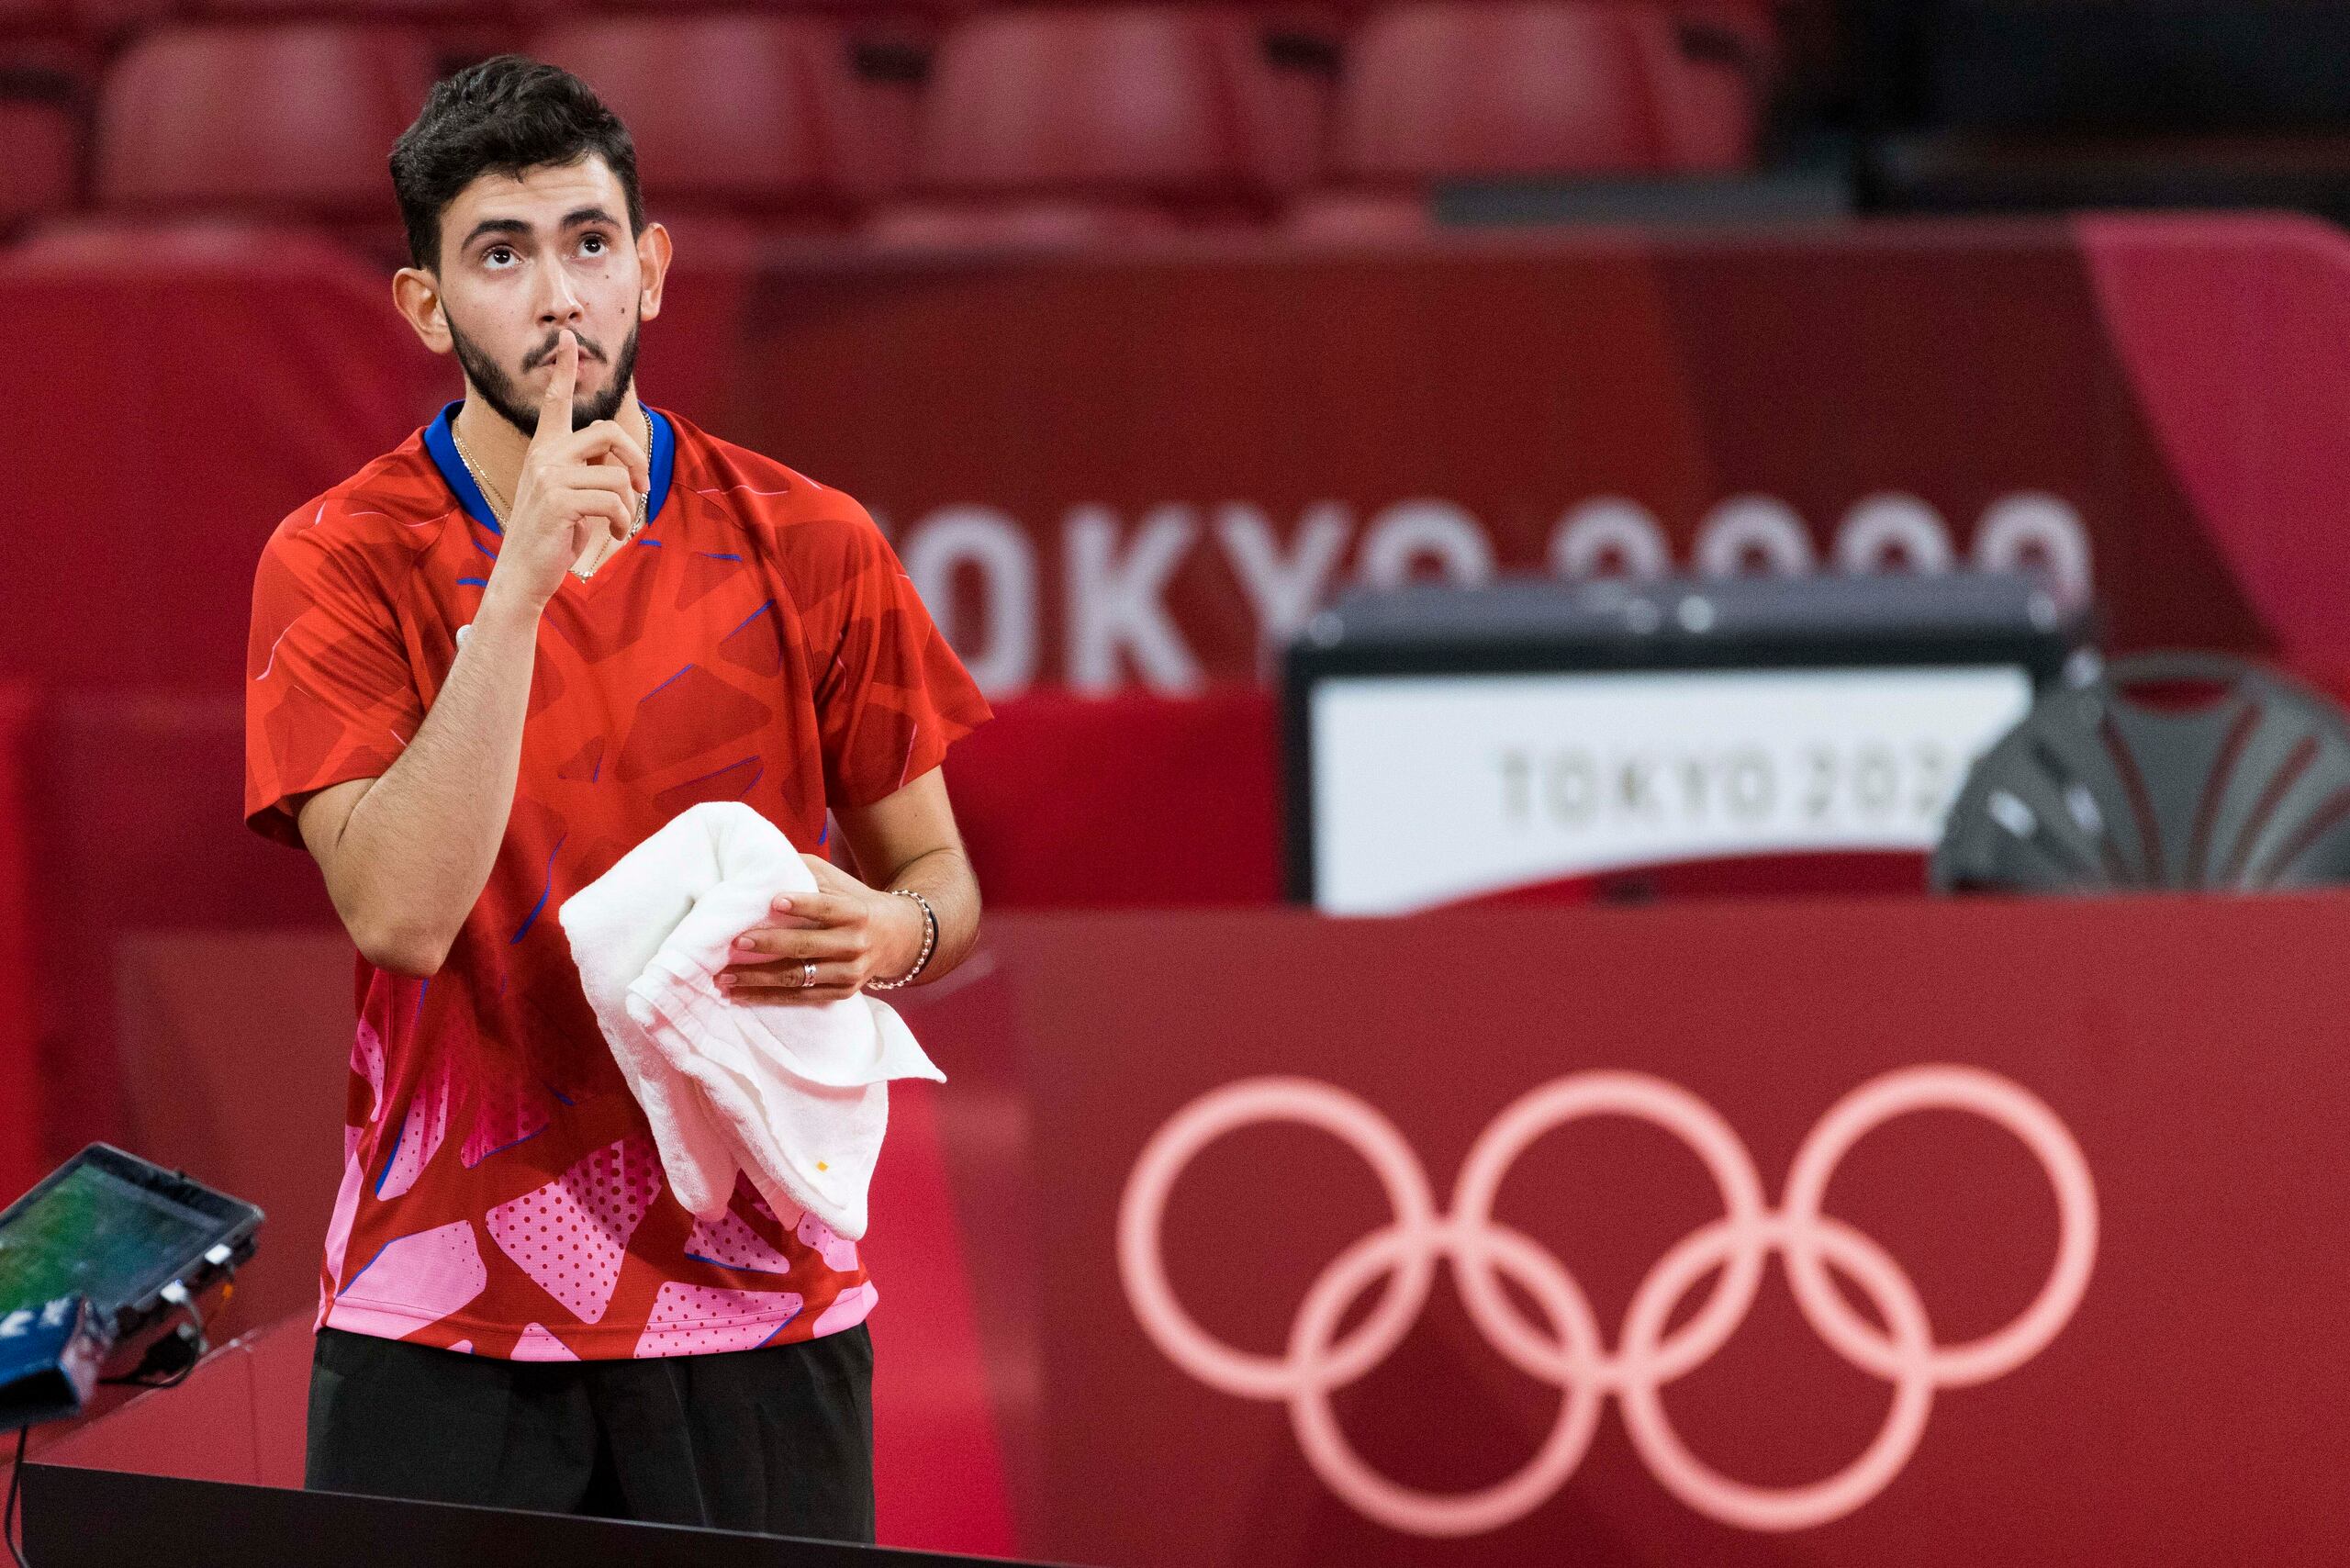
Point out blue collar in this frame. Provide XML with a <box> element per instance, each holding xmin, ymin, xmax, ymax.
<box><xmin>423</xmin><ymin>400</ymin><xmax>676</xmax><ymax>537</ymax></box>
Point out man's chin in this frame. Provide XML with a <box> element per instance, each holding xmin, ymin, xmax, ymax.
<box><xmin>569</xmin><ymin>390</ymin><xmax>631</xmax><ymax>430</ymax></box>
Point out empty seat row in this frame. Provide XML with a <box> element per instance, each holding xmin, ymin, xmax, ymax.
<box><xmin>6</xmin><ymin>4</ymin><xmax>1768</xmax><ymax>243</ymax></box>
<box><xmin>1</xmin><ymin>0</ymin><xmax>1781</xmax><ymax>39</ymax></box>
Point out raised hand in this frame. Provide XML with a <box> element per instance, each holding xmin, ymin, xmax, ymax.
<box><xmin>484</xmin><ymin>330</ymin><xmax>651</xmax><ymax>612</ymax></box>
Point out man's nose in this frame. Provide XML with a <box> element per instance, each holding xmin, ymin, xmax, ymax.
<box><xmin>534</xmin><ymin>264</ymin><xmax>586</xmax><ymax>326</ymax></box>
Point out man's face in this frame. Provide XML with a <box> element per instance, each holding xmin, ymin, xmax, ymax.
<box><xmin>431</xmin><ymin>156</ymin><xmax>645</xmax><ymax>437</ymax></box>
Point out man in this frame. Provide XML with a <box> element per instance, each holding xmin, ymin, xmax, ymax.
<box><xmin>242</xmin><ymin>56</ymin><xmax>990</xmax><ymax>1540</ymax></box>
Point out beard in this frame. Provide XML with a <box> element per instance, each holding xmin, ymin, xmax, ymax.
<box><xmin>447</xmin><ymin>314</ymin><xmax>642</xmax><ymax>438</ymax></box>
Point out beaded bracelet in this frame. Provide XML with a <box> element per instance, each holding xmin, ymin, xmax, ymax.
<box><xmin>866</xmin><ymin>888</ymin><xmax>938</xmax><ymax>991</ymax></box>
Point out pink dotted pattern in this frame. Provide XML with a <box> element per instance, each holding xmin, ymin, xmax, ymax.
<box><xmin>376</xmin><ymin>1058</ymin><xmax>453</xmax><ymax>1201</ymax></box>
<box><xmin>352</xmin><ymin>1021</ymin><xmax>386</xmax><ymax>1124</ymax></box>
<box><xmin>795</xmin><ymin>1211</ymin><xmax>860</xmax><ymax>1273</ymax></box>
<box><xmin>686</xmin><ymin>1210</ymin><xmax>796</xmax><ymax>1274</ymax></box>
<box><xmin>632</xmin><ymin>1282</ymin><xmax>804</xmax><ymax>1358</ymax></box>
<box><xmin>484</xmin><ymin>1137</ymin><xmax>665</xmax><ymax>1326</ymax></box>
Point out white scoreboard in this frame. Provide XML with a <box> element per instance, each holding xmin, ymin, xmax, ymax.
<box><xmin>1305</xmin><ymin>666</ymin><xmax>2035</xmax><ymax>913</ymax></box>
<box><xmin>1283</xmin><ymin>576</ymin><xmax>2075</xmax><ymax>913</ymax></box>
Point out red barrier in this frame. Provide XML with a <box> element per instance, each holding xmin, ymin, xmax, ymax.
<box><xmin>0</xmin><ymin>226</ymin><xmax>442</xmax><ymax>695</ymax></box>
<box><xmin>890</xmin><ymin>894</ymin><xmax>2350</xmax><ymax>1564</ymax></box>
<box><xmin>19</xmin><ymin>216</ymin><xmax>2350</xmax><ymax>1152</ymax></box>
<box><xmin>0</xmin><ymin>686</ymin><xmax>40</xmax><ymax>1203</ymax></box>
<box><xmin>945</xmin><ymin>686</ymin><xmax>1281</xmax><ymax>908</ymax></box>
<box><xmin>2080</xmin><ymin>214</ymin><xmax>2350</xmax><ymax>684</ymax></box>
<box><xmin>724</xmin><ymin>216</ymin><xmax>2350</xmax><ymax>692</ymax></box>
<box><xmin>12</xmin><ymin>215</ymin><xmax>2350</xmax><ymax>711</ymax></box>
<box><xmin>11</xmin><ymin>216</ymin><xmax>2350</xmax><ymax>700</ymax></box>
<box><xmin>52</xmin><ymin>900</ymin><xmax>2350</xmax><ymax>1562</ymax></box>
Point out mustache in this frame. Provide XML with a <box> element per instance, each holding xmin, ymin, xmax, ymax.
<box><xmin>522</xmin><ymin>332</ymin><xmax>609</xmax><ymax>371</ymax></box>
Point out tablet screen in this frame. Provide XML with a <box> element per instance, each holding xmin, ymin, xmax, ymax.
<box><xmin>0</xmin><ymin>1159</ymin><xmax>227</xmax><ymax>1316</ymax></box>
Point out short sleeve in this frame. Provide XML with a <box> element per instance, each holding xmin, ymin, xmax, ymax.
<box><xmin>798</xmin><ymin>503</ymin><xmax>992</xmax><ymax>810</ymax></box>
<box><xmin>244</xmin><ymin>522</ymin><xmax>427</xmax><ymax>848</ymax></box>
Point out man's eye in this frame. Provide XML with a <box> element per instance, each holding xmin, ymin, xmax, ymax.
<box><xmin>580</xmin><ymin>234</ymin><xmax>607</xmax><ymax>255</ymax></box>
<box><xmin>484</xmin><ymin>247</ymin><xmax>514</xmax><ymax>267</ymax></box>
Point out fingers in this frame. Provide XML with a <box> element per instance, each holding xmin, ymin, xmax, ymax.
<box><xmin>554</xmin><ymin>487</ymin><xmax>633</xmax><ymax>534</ymax></box>
<box><xmin>766</xmin><ymin>891</ymin><xmax>858</xmax><ymax>927</ymax></box>
<box><xmin>529</xmin><ymin>330</ymin><xmax>578</xmax><ymax>451</ymax></box>
<box><xmin>718</xmin><ymin>958</ymin><xmax>860</xmax><ymax>1003</ymax></box>
<box><xmin>516</xmin><ymin>436</ymin><xmax>649</xmax><ymax>540</ymax></box>
<box><xmin>729</xmin><ymin>924</ymin><xmax>866</xmax><ymax>965</ymax></box>
<box><xmin>563</xmin><ymin>420</ymin><xmax>651</xmax><ymax>494</ymax></box>
<box><xmin>553</xmin><ymin>465</ymin><xmax>636</xmax><ymax>498</ymax></box>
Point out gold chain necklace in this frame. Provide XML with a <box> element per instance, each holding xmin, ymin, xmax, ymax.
<box><xmin>452</xmin><ymin>406</ymin><xmax>653</xmax><ymax>581</ymax></box>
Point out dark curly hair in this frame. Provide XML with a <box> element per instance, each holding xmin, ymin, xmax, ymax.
<box><xmin>388</xmin><ymin>55</ymin><xmax>644</xmax><ymax>272</ymax></box>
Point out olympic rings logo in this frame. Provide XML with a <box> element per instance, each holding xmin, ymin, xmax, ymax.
<box><xmin>1116</xmin><ymin>1067</ymin><xmax>2097</xmax><ymax>1537</ymax></box>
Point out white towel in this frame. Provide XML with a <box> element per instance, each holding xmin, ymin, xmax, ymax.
<box><xmin>556</xmin><ymin>801</ymin><xmax>944</xmax><ymax>1240</ymax></box>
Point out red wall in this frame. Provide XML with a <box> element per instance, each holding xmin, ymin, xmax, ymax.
<box><xmin>16</xmin><ymin>214</ymin><xmax>2350</xmax><ymax>1166</ymax></box>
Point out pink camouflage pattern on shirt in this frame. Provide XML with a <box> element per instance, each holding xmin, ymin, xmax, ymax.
<box><xmin>244</xmin><ymin>405</ymin><xmax>990</xmax><ymax>1360</ymax></box>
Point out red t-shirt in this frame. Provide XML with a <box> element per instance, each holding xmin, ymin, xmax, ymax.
<box><xmin>243</xmin><ymin>403</ymin><xmax>989</xmax><ymax>1361</ymax></box>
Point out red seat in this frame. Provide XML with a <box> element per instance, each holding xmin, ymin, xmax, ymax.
<box><xmin>183</xmin><ymin>0</ymin><xmax>524</xmax><ymax>74</ymax></box>
<box><xmin>189</xmin><ymin>0</ymin><xmax>507</xmax><ymax>19</ymax></box>
<box><xmin>865</xmin><ymin>197</ymin><xmax>1182</xmax><ymax>250</ymax></box>
<box><xmin>0</xmin><ymin>96</ymin><xmax>80</xmax><ymax>226</ymax></box>
<box><xmin>916</xmin><ymin>6</ymin><xmax>1297</xmax><ymax>211</ymax></box>
<box><xmin>96</xmin><ymin>25</ymin><xmax>435</xmax><ymax>219</ymax></box>
<box><xmin>67</xmin><ymin>0</ymin><xmax>177</xmax><ymax>43</ymax></box>
<box><xmin>0</xmin><ymin>27</ymin><xmax>97</xmax><ymax>85</ymax></box>
<box><xmin>1332</xmin><ymin>2</ymin><xmax>1760</xmax><ymax>181</ymax></box>
<box><xmin>534</xmin><ymin>14</ymin><xmax>901</xmax><ymax>217</ymax></box>
<box><xmin>1282</xmin><ymin>190</ymin><xmax>1434</xmax><ymax>242</ymax></box>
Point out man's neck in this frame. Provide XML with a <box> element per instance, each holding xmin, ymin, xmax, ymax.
<box><xmin>453</xmin><ymin>386</ymin><xmax>645</xmax><ymax>513</ymax></box>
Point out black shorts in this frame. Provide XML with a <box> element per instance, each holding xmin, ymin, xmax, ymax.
<box><xmin>304</xmin><ymin>1322</ymin><xmax>876</xmax><ymax>1541</ymax></box>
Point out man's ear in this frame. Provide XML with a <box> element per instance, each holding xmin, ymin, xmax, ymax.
<box><xmin>636</xmin><ymin>220</ymin><xmax>674</xmax><ymax>323</ymax></box>
<box><xmin>393</xmin><ymin>266</ymin><xmax>454</xmax><ymax>355</ymax></box>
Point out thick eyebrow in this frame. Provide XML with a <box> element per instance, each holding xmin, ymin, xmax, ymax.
<box><xmin>457</xmin><ymin>207</ymin><xmax>622</xmax><ymax>253</ymax></box>
<box><xmin>458</xmin><ymin>217</ymin><xmax>531</xmax><ymax>252</ymax></box>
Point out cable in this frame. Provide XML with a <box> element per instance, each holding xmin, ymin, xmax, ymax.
<box><xmin>98</xmin><ymin>1282</ymin><xmax>207</xmax><ymax>1392</ymax></box>
<box><xmin>0</xmin><ymin>1279</ymin><xmax>226</xmax><ymax>1567</ymax></box>
<box><xmin>0</xmin><ymin>1276</ymin><xmax>229</xmax><ymax>1566</ymax></box>
<box><xmin>6</xmin><ymin>1422</ymin><xmax>28</xmax><ymax>1568</ymax></box>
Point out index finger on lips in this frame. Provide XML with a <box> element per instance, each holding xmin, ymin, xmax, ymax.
<box><xmin>530</xmin><ymin>330</ymin><xmax>577</xmax><ymax>451</ymax></box>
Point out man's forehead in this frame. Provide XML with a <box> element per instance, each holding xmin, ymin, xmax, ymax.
<box><xmin>444</xmin><ymin>156</ymin><xmax>625</xmax><ymax>231</ymax></box>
